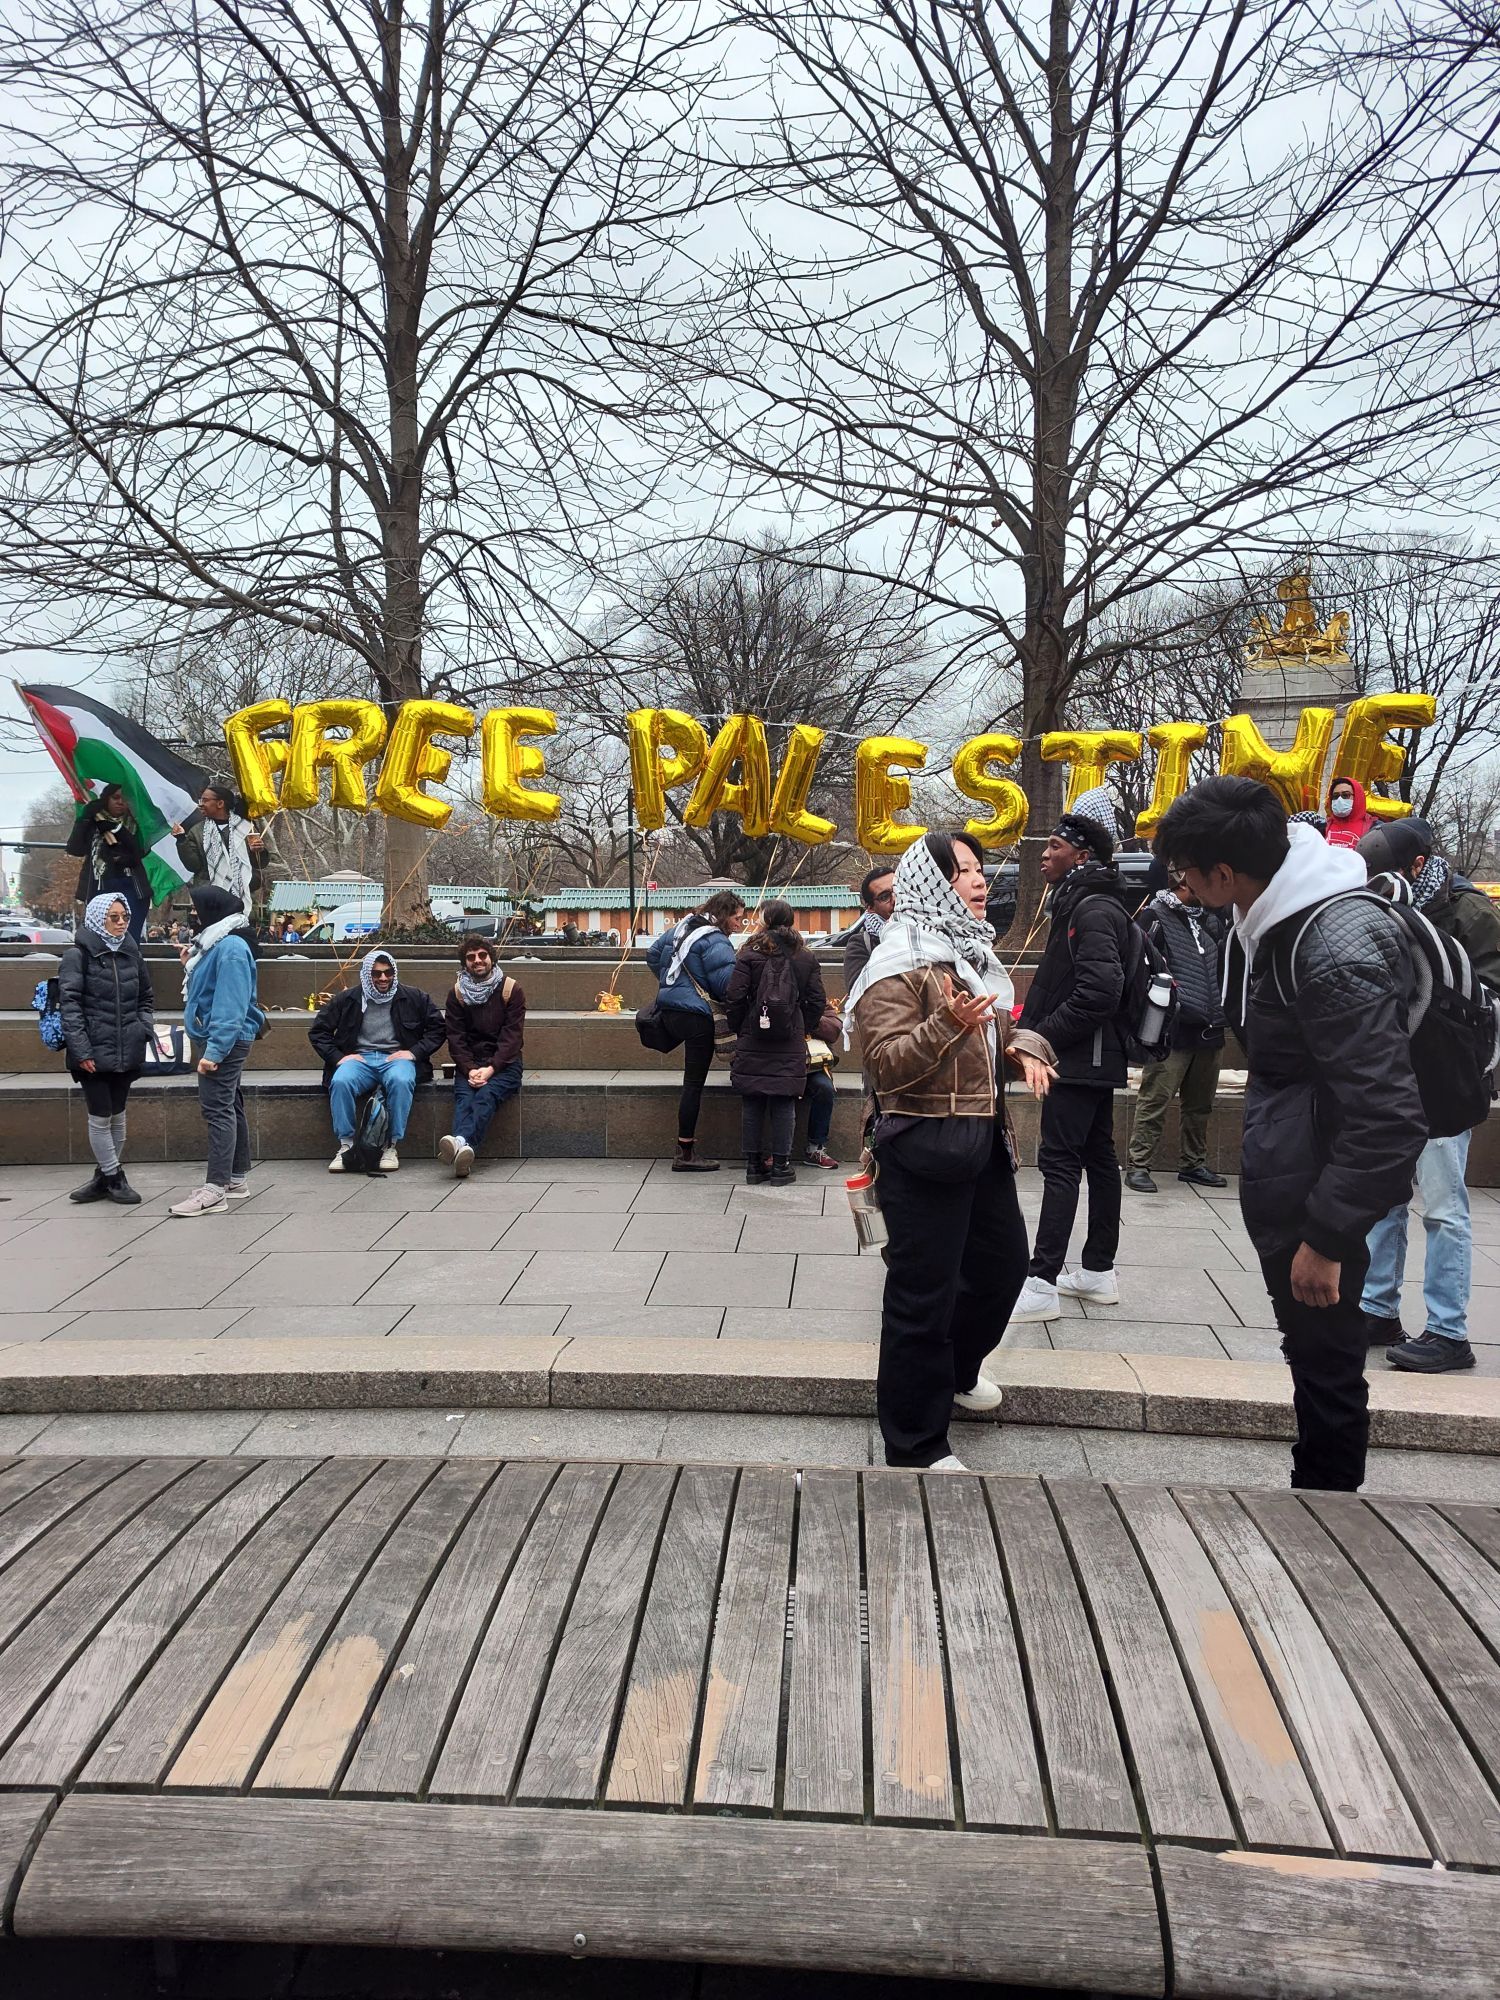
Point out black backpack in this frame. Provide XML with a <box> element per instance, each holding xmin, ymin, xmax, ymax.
<box><xmin>753</xmin><ymin>946</ymin><xmax>802</xmax><ymax>1039</ymax></box>
<box><xmin>341</xmin><ymin>1091</ymin><xmax>391</xmax><ymax>1175</ymax></box>
<box><xmin>1069</xmin><ymin>897</ymin><xmax>1179</xmax><ymax>1064</ymax></box>
<box><xmin>1274</xmin><ymin>891</ymin><xmax>1500</xmax><ymax>1140</ymax></box>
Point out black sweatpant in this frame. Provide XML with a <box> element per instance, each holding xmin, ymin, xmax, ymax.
<box><xmin>1260</xmin><ymin>1241</ymin><xmax>1372</xmax><ymax>1492</ymax></box>
<box><xmin>1029</xmin><ymin>1082</ymin><xmax>1121</xmax><ymax>1280</ymax></box>
<box><xmin>660</xmin><ymin>1005</ymin><xmax>715</xmax><ymax>1140</ymax></box>
<box><xmin>875</xmin><ymin>1125</ymin><xmax>1030</xmax><ymax>1467</ymax></box>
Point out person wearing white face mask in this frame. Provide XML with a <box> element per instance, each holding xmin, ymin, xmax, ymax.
<box><xmin>1325</xmin><ymin>776</ymin><xmax>1376</xmax><ymax>849</ymax></box>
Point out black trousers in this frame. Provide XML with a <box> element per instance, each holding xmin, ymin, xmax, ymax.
<box><xmin>660</xmin><ymin>1006</ymin><xmax>715</xmax><ymax>1139</ymax></box>
<box><xmin>1029</xmin><ymin>1083</ymin><xmax>1121</xmax><ymax>1280</ymax></box>
<box><xmin>1261</xmin><ymin>1241</ymin><xmax>1371</xmax><ymax>1492</ymax></box>
<box><xmin>875</xmin><ymin>1125</ymin><xmax>1030</xmax><ymax>1467</ymax></box>
<box><xmin>740</xmin><ymin>1093</ymin><xmax>795</xmax><ymax>1157</ymax></box>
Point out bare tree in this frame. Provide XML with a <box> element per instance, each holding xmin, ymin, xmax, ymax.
<box><xmin>575</xmin><ymin>538</ymin><xmax>939</xmax><ymax>883</ymax></box>
<box><xmin>710</xmin><ymin>0</ymin><xmax>1500</xmax><ymax>917</ymax></box>
<box><xmin>0</xmin><ymin>0</ymin><xmax>719</xmax><ymax>921</ymax></box>
<box><xmin>16</xmin><ymin>781</ymin><xmax>78</xmax><ymax>915</ymax></box>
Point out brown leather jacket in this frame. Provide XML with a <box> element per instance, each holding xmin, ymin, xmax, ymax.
<box><xmin>854</xmin><ymin>965</ymin><xmax>1054</xmax><ymax>1118</ymax></box>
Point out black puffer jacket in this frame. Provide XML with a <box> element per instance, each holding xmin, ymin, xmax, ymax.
<box><xmin>1018</xmin><ymin>862</ymin><xmax>1131</xmax><ymax>1087</ymax></box>
<box><xmin>1229</xmin><ymin>892</ymin><xmax>1426</xmax><ymax>1263</ymax></box>
<box><xmin>725</xmin><ymin>931</ymin><xmax>827</xmax><ymax>1096</ymax></box>
<box><xmin>1136</xmin><ymin>893</ymin><xmax>1225</xmax><ymax>1052</ymax></box>
<box><xmin>58</xmin><ymin>927</ymin><xmax>156</xmax><ymax>1073</ymax></box>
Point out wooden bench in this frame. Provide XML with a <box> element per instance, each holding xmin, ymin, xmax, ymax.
<box><xmin>1</xmin><ymin>1453</ymin><xmax>1499</xmax><ymax>1997</ymax></box>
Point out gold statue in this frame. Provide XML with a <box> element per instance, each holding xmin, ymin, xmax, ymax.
<box><xmin>1245</xmin><ymin>574</ymin><xmax>1351</xmax><ymax>666</ymax></box>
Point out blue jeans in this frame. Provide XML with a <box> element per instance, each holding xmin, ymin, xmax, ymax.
<box><xmin>452</xmin><ymin>1062</ymin><xmax>523</xmax><ymax>1148</ymax></box>
<box><xmin>804</xmin><ymin>1069</ymin><xmax>835</xmax><ymax>1149</ymax></box>
<box><xmin>328</xmin><ymin>1053</ymin><xmax>417</xmax><ymax>1146</ymax></box>
<box><xmin>1362</xmin><ymin>1130</ymin><xmax>1471</xmax><ymax>1341</ymax></box>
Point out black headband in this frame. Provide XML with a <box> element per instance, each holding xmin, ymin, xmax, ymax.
<box><xmin>1054</xmin><ymin>813</ymin><xmax>1112</xmax><ymax>861</ymax></box>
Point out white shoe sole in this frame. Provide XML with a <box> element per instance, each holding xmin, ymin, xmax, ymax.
<box><xmin>329</xmin><ymin>1154</ymin><xmax>347</xmax><ymax>1173</ymax></box>
<box><xmin>224</xmin><ymin>1186</ymin><xmax>251</xmax><ymax>1201</ymax></box>
<box><xmin>438</xmin><ymin>1135</ymin><xmax>457</xmax><ymax>1166</ymax></box>
<box><xmin>453</xmin><ymin>1145</ymin><xmax>474</xmax><ymax>1179</ymax></box>
<box><xmin>954</xmin><ymin>1382</ymin><xmax>1004</xmax><ymax>1414</ymax></box>
<box><xmin>1057</xmin><ymin>1274</ymin><xmax>1119</xmax><ymax>1305</ymax></box>
<box><xmin>170</xmin><ymin>1200</ymin><xmax>227</xmax><ymax>1218</ymax></box>
<box><xmin>380</xmin><ymin>1152</ymin><xmax>400</xmax><ymax>1172</ymax></box>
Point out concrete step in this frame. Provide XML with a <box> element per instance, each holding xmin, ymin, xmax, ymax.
<box><xmin>0</xmin><ymin>1328</ymin><xmax>1492</xmax><ymax>1456</ymax></box>
<box><xmin>0</xmin><ymin>1067</ymin><xmax>873</xmax><ymax>1163</ymax></box>
<box><xmin>0</xmin><ymin>1008</ymin><xmax>757</xmax><ymax>1074</ymax></box>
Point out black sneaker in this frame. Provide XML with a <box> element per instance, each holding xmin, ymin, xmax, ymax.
<box><xmin>1124</xmin><ymin>1167</ymin><xmax>1157</xmax><ymax>1193</ymax></box>
<box><xmin>1363</xmin><ymin>1312</ymin><xmax>1405</xmax><ymax>1347</ymax></box>
<box><xmin>1178</xmin><ymin>1164</ymin><xmax>1228</xmax><ymax>1188</ymax></box>
<box><xmin>1387</xmin><ymin>1332</ymin><xmax>1476</xmax><ymax>1373</ymax></box>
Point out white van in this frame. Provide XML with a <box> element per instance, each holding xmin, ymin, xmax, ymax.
<box><xmin>301</xmin><ymin>898</ymin><xmax>465</xmax><ymax>943</ymax></box>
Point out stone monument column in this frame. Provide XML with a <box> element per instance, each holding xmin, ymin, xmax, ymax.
<box><xmin>1237</xmin><ymin>574</ymin><xmax>1354</xmax><ymax>747</ymax></box>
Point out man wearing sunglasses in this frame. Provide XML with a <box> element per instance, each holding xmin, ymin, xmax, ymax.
<box><xmin>440</xmin><ymin>935</ymin><xmax>526</xmax><ymax>1176</ymax></box>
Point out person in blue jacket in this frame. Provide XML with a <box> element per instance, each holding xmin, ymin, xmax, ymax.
<box><xmin>170</xmin><ymin>885</ymin><xmax>266</xmax><ymax>1217</ymax></box>
<box><xmin>645</xmin><ymin>889</ymin><xmax>746</xmax><ymax>1171</ymax></box>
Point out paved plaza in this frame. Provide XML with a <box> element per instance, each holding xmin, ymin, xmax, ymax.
<box><xmin>1</xmin><ymin>1153</ymin><xmax>1497</xmax><ymax>1368</ymax></box>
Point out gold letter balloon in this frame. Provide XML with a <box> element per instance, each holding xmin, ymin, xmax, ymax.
<box><xmin>1331</xmin><ymin>693</ymin><xmax>1436</xmax><ymax>823</ymax></box>
<box><xmin>625</xmin><ymin>708</ymin><xmax>710</xmax><ymax>832</ymax></box>
<box><xmin>481</xmin><ymin>707</ymin><xmax>561</xmax><ymax>822</ymax></box>
<box><xmin>372</xmin><ymin>700</ymin><xmax>475</xmax><ymax>829</ymax></box>
<box><xmin>855</xmin><ymin>736</ymin><xmax>928</xmax><ymax>856</ymax></box>
<box><xmin>684</xmin><ymin>713</ymin><xmax>773</xmax><ymax>837</ymax></box>
<box><xmin>224</xmin><ymin>699</ymin><xmax>292</xmax><ymax>819</ymax></box>
<box><xmin>1038</xmin><ymin>730</ymin><xmax>1142</xmax><ymax>807</ymax></box>
<box><xmin>951</xmin><ymin>732</ymin><xmax>1027</xmax><ymax>847</ymax></box>
<box><xmin>279</xmin><ymin>699</ymin><xmax>388</xmax><ymax>813</ymax></box>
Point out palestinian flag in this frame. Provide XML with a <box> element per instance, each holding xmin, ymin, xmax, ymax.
<box><xmin>17</xmin><ymin>683</ymin><xmax>209</xmax><ymax>903</ymax></box>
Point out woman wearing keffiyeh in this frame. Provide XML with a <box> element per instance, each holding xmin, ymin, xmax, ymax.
<box><xmin>58</xmin><ymin>892</ymin><xmax>156</xmax><ymax>1206</ymax></box>
<box><xmin>850</xmin><ymin>832</ymin><xmax>1056</xmax><ymax>1471</ymax></box>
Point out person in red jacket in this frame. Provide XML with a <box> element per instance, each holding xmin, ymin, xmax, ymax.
<box><xmin>1325</xmin><ymin>776</ymin><xmax>1376</xmax><ymax>849</ymax></box>
<box><xmin>440</xmin><ymin>935</ymin><xmax>526</xmax><ymax>1176</ymax></box>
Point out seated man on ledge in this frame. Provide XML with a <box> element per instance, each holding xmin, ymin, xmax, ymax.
<box><xmin>440</xmin><ymin>934</ymin><xmax>526</xmax><ymax>1176</ymax></box>
<box><xmin>309</xmin><ymin>948</ymin><xmax>446</xmax><ymax>1172</ymax></box>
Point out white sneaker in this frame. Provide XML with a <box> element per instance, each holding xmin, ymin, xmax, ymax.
<box><xmin>954</xmin><ymin>1372</ymin><xmax>1003</xmax><ymax>1413</ymax></box>
<box><xmin>169</xmin><ymin>1185</ymin><xmax>228</xmax><ymax>1218</ymax></box>
<box><xmin>438</xmin><ymin>1135</ymin><xmax>457</xmax><ymax>1166</ymax></box>
<box><xmin>379</xmin><ymin>1146</ymin><xmax>399</xmax><ymax>1172</ymax></box>
<box><xmin>1010</xmin><ymin>1276</ymin><xmax>1061</xmax><ymax>1322</ymax></box>
<box><xmin>329</xmin><ymin>1148</ymin><xmax>349</xmax><ymax>1173</ymax></box>
<box><xmin>225</xmin><ymin>1179</ymin><xmax>251</xmax><ymax>1201</ymax></box>
<box><xmin>1058</xmin><ymin>1266</ymin><xmax>1119</xmax><ymax>1305</ymax></box>
<box><xmin>452</xmin><ymin>1140</ymin><xmax>474</xmax><ymax>1179</ymax></box>
<box><xmin>927</xmin><ymin>1454</ymin><xmax>968</xmax><ymax>1472</ymax></box>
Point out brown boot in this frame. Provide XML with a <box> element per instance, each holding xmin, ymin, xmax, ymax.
<box><xmin>671</xmin><ymin>1139</ymin><xmax>719</xmax><ymax>1174</ymax></box>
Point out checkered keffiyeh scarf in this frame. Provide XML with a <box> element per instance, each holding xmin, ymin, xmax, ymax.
<box><xmin>360</xmin><ymin>949</ymin><xmax>398</xmax><ymax>1008</ymax></box>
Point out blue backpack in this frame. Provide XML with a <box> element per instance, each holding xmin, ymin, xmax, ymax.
<box><xmin>32</xmin><ymin>976</ymin><xmax>66</xmax><ymax>1052</ymax></box>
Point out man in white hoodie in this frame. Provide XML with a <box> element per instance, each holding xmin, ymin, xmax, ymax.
<box><xmin>1155</xmin><ymin>777</ymin><xmax>1426</xmax><ymax>1492</ymax></box>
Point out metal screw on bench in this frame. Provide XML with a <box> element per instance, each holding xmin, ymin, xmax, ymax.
<box><xmin>572</xmin><ymin>1932</ymin><xmax>588</xmax><ymax>1954</ymax></box>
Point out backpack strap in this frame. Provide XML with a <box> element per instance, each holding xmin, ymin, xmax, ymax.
<box><xmin>1275</xmin><ymin>889</ymin><xmax>1442</xmax><ymax>1030</ymax></box>
<box><xmin>501</xmin><ymin>975</ymin><xmax>515</xmax><ymax>1004</ymax></box>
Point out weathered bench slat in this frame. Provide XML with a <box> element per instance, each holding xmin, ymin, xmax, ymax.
<box><xmin>79</xmin><ymin>1458</ymin><xmax>376</xmax><ymax>1790</ymax></box>
<box><xmin>0</xmin><ymin>1457</ymin><xmax>82</xmax><ymax>1524</ymax></box>
<box><xmin>693</xmin><ymin>1466</ymin><xmax>796</xmax><ymax>1813</ymax></box>
<box><xmin>166</xmin><ymin>1458</ymin><xmax>436</xmax><ymax>1792</ymax></box>
<box><xmin>606</xmin><ymin>1464</ymin><xmax>735</xmax><ymax>1809</ymax></box>
<box><xmin>1179</xmin><ymin>1488</ymin><xmax>1427</xmax><ymax>1862</ymax></box>
<box><xmin>0</xmin><ymin>1459</ymin><xmax>133</xmax><ymax>1571</ymax></box>
<box><xmin>985</xmin><ymin>1476</ymin><xmax>1136</xmax><ymax>1835</ymax></box>
<box><xmin>0</xmin><ymin>1460</ymin><xmax>250</xmax><ymax>1756</ymax></box>
<box><xmin>1158</xmin><ymin>1845</ymin><xmax>1500</xmax><ymax>2000</ymax></box>
<box><xmin>783</xmin><ymin>1468</ymin><xmax>864</xmax><ymax>1821</ymax></box>
<box><xmin>864</xmin><ymin>1472</ymin><xmax>953</xmax><ymax>1823</ymax></box>
<box><xmin>1048</xmin><ymin>1479</ymin><xmax>1233</xmax><ymax>1843</ymax></box>
<box><xmin>11</xmin><ymin>1793</ymin><xmax>1166</xmax><ymax>1995</ymax></box>
<box><xmin>924</xmin><ymin>1476</ymin><xmax>1046</xmax><ymax>1832</ymax></box>
<box><xmin>518</xmin><ymin>1462</ymin><xmax>677</xmax><ymax>1806</ymax></box>
<box><xmin>0</xmin><ymin>1458</ymin><xmax>186</xmax><ymax>1649</ymax></box>
<box><xmin>0</xmin><ymin>1791</ymin><xmax>54</xmax><ymax>1939</ymax></box>
<box><xmin>0</xmin><ymin>1459</ymin><xmax>314</xmax><ymax>1790</ymax></box>
<box><xmin>1113</xmin><ymin>1483</ymin><xmax>1330</xmax><ymax>1851</ymax></box>
<box><xmin>341</xmin><ymin>1459</ymin><xmax>556</xmax><ymax>1799</ymax></box>
<box><xmin>431</xmin><ymin>1461</ymin><xmax>615</xmax><ymax>1801</ymax></box>
<box><xmin>254</xmin><ymin>1461</ymin><xmax>495</xmax><ymax>1795</ymax></box>
<box><xmin>1433</xmin><ymin>1502</ymin><xmax>1500</xmax><ymax>1565</ymax></box>
<box><xmin>1304</xmin><ymin>1494</ymin><xmax>1500</xmax><ymax>1793</ymax></box>
<box><xmin>1369</xmin><ymin>1497</ymin><xmax>1500</xmax><ymax>1656</ymax></box>
<box><xmin>1244</xmin><ymin>1490</ymin><xmax>1500</xmax><ymax>1867</ymax></box>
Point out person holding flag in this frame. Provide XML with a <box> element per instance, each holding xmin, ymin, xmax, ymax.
<box><xmin>170</xmin><ymin>780</ymin><xmax>278</xmax><ymax>920</ymax></box>
<box><xmin>17</xmin><ymin>683</ymin><xmax>206</xmax><ymax>929</ymax></box>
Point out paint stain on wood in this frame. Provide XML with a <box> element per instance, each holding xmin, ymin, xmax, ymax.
<box><xmin>1224</xmin><ymin>1850</ymin><xmax>1384</xmax><ymax>1881</ymax></box>
<box><xmin>609</xmin><ymin>1669</ymin><xmax>698</xmax><ymax>1804</ymax></box>
<box><xmin>254</xmin><ymin>1633</ymin><xmax>388</xmax><ymax>1793</ymax></box>
<box><xmin>1197</xmin><ymin>1609</ymin><xmax>1300</xmax><ymax>1766</ymax></box>
<box><xmin>167</xmin><ymin>1614</ymin><xmax>316</xmax><ymax>1790</ymax></box>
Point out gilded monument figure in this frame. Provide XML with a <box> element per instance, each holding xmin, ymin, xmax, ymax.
<box><xmin>1245</xmin><ymin>574</ymin><xmax>1351</xmax><ymax>666</ymax></box>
